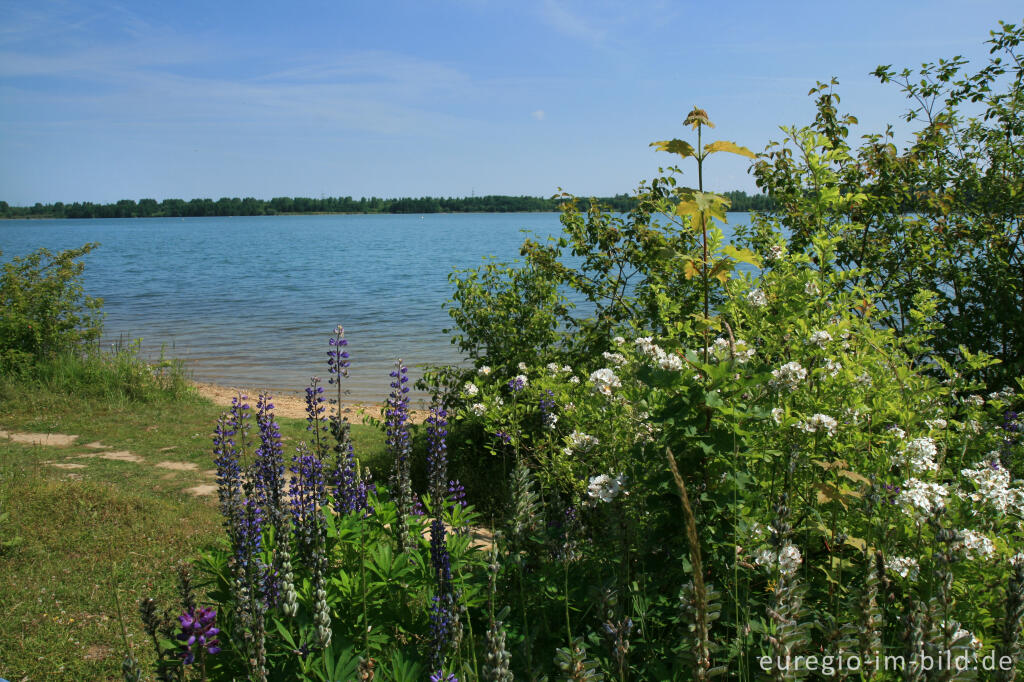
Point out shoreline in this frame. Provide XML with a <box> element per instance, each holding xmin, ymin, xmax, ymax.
<box><xmin>192</xmin><ymin>381</ymin><xmax>428</xmax><ymax>424</ymax></box>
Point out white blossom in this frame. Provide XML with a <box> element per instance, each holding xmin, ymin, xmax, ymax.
<box><xmin>885</xmin><ymin>556</ymin><xmax>920</xmax><ymax>580</ymax></box>
<box><xmin>543</xmin><ymin>412</ymin><xmax>558</xmax><ymax>430</ymax></box>
<box><xmin>546</xmin><ymin>362</ymin><xmax>561</xmax><ymax>374</ymax></box>
<box><xmin>589</xmin><ymin>368</ymin><xmax>622</xmax><ymax>395</ymax></box>
<box><xmin>805</xmin><ymin>280</ymin><xmax>821</xmax><ymax>296</ymax></box>
<box><xmin>767</xmin><ymin>244</ymin><xmax>785</xmax><ymax>261</ymax></box>
<box><xmin>613</xmin><ymin>336</ymin><xmax>625</xmax><ymax>345</ymax></box>
<box><xmin>954</xmin><ymin>529</ymin><xmax>995</xmax><ymax>560</ymax></box>
<box><xmin>823</xmin><ymin>358</ymin><xmax>842</xmax><ymax>377</ymax></box>
<box><xmin>898</xmin><ymin>437</ymin><xmax>939</xmax><ymax>473</ymax></box>
<box><xmin>517</xmin><ymin>362</ymin><xmax>528</xmax><ymax>371</ymax></box>
<box><xmin>566</xmin><ymin>430</ymin><xmax>599</xmax><ymax>453</ymax></box>
<box><xmin>568</xmin><ymin>375</ymin><xmax>580</xmax><ymax>385</ymax></box>
<box><xmin>602</xmin><ymin>351</ymin><xmax>627</xmax><ymax>366</ymax></box>
<box><xmin>588</xmin><ymin>473</ymin><xmax>627</xmax><ymax>503</ymax></box>
<box><xmin>887</xmin><ymin>425</ymin><xmax>906</xmax><ymax>440</ymax></box>
<box><xmin>925</xmin><ymin>418</ymin><xmax>947</xmax><ymax>430</ymax></box>
<box><xmin>770</xmin><ymin>361</ymin><xmax>807</xmax><ymax>391</ymax></box>
<box><xmin>463</xmin><ymin>382</ymin><xmax>480</xmax><ymax>397</ymax></box>
<box><xmin>896</xmin><ymin>478</ymin><xmax>949</xmax><ymax>523</ymax></box>
<box><xmin>965</xmin><ymin>394</ymin><xmax>985</xmax><ymax>406</ymax></box>
<box><xmin>755</xmin><ymin>543</ymin><xmax>803</xmax><ymax>576</ymax></box>
<box><xmin>477</xmin><ymin>366</ymin><xmax>492</xmax><ymax>377</ymax></box>
<box><xmin>747</xmin><ymin>288</ymin><xmax>768</xmax><ymax>307</ymax></box>
<box><xmin>469</xmin><ymin>403</ymin><xmax>486</xmax><ymax>417</ymax></box>
<box><xmin>808</xmin><ymin>330</ymin><xmax>832</xmax><ymax>348</ymax></box>
<box><xmin>796</xmin><ymin>413</ymin><xmax>838</xmax><ymax>436</ymax></box>
<box><xmin>771</xmin><ymin>407</ymin><xmax>784</xmax><ymax>425</ymax></box>
<box><xmin>854</xmin><ymin>372</ymin><xmax>873</xmax><ymax>387</ymax></box>
<box><xmin>1010</xmin><ymin>553</ymin><xmax>1024</xmax><ymax>568</ymax></box>
<box><xmin>961</xmin><ymin>459</ymin><xmax>1024</xmax><ymax>515</ymax></box>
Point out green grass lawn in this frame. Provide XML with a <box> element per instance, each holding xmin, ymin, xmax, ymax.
<box><xmin>0</xmin><ymin>385</ymin><xmax>387</xmax><ymax>681</ymax></box>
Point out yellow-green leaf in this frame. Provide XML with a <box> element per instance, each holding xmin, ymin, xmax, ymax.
<box><xmin>675</xmin><ymin>199</ymin><xmax>700</xmax><ymax>220</ymax></box>
<box><xmin>838</xmin><ymin>470</ymin><xmax>870</xmax><ymax>485</ymax></box>
<box><xmin>721</xmin><ymin>245</ymin><xmax>762</xmax><ymax>268</ymax></box>
<box><xmin>682</xmin><ymin>259</ymin><xmax>699</xmax><ymax>279</ymax></box>
<box><xmin>651</xmin><ymin>139</ymin><xmax>696</xmax><ymax>159</ymax></box>
<box><xmin>703</xmin><ymin>140</ymin><xmax>756</xmax><ymax>159</ymax></box>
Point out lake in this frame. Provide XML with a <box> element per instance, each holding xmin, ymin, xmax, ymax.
<box><xmin>0</xmin><ymin>212</ymin><xmax>750</xmax><ymax>403</ymax></box>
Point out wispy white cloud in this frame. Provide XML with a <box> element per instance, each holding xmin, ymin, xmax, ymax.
<box><xmin>537</xmin><ymin>0</ymin><xmax>607</xmax><ymax>44</ymax></box>
<box><xmin>531</xmin><ymin>109</ymin><xmax>546</xmax><ymax>120</ymax></box>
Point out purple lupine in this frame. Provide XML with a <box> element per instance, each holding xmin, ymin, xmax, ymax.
<box><xmin>447</xmin><ymin>480</ymin><xmax>467</xmax><ymax>509</ymax></box>
<box><xmin>426</xmin><ymin>404</ymin><xmax>449</xmax><ymax>510</ymax></box>
<box><xmin>508</xmin><ymin>375</ymin><xmax>527</xmax><ymax>392</ymax></box>
<box><xmin>177</xmin><ymin>607</ymin><xmax>221</xmax><ymax>665</ymax></box>
<box><xmin>386</xmin><ymin>360</ymin><xmax>415</xmax><ymax>551</ymax></box>
<box><xmin>539</xmin><ymin>390</ymin><xmax>557</xmax><ymax>429</ymax></box>
<box><xmin>430</xmin><ymin>671</ymin><xmax>459</xmax><ymax>682</ymax></box>
<box><xmin>327</xmin><ymin>325</ymin><xmax>351</xmax><ymax>383</ymax></box>
<box><xmin>305</xmin><ymin>377</ymin><xmax>329</xmax><ymax>459</ymax></box>
<box><xmin>494</xmin><ymin>430</ymin><xmax>512</xmax><ymax>445</ymax></box>
<box><xmin>213</xmin><ymin>396</ymin><xmax>251</xmax><ymax>540</ymax></box>
<box><xmin>289</xmin><ymin>444</ymin><xmax>327</xmax><ymax>550</ymax></box>
<box><xmin>254</xmin><ymin>393</ymin><xmax>287</xmax><ymax>530</ymax></box>
<box><xmin>429</xmin><ymin>517</ymin><xmax>458</xmax><ymax>670</ymax></box>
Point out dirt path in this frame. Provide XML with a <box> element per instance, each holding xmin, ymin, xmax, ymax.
<box><xmin>191</xmin><ymin>382</ymin><xmax>428</xmax><ymax>424</ymax></box>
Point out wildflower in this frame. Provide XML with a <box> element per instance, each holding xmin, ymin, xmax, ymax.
<box><xmin>887</xmin><ymin>425</ymin><xmax>906</xmax><ymax>440</ymax></box>
<box><xmin>462</xmin><ymin>382</ymin><xmax>479</xmax><ymax>397</ymax></box>
<box><xmin>568</xmin><ymin>375</ymin><xmax>580</xmax><ymax>385</ymax></box>
<box><xmin>925</xmin><ymin>418</ymin><xmax>947</xmax><ymax>430</ymax></box>
<box><xmin>770</xmin><ymin>361</ymin><xmax>807</xmax><ymax>391</ymax></box>
<box><xmin>896</xmin><ymin>478</ymin><xmax>949</xmax><ymax>523</ymax></box>
<box><xmin>805</xmin><ymin>280</ymin><xmax>820</xmax><ymax>295</ymax></box>
<box><xmin>326</xmin><ymin>325</ymin><xmax>350</xmax><ymax>382</ymax></box>
<box><xmin>771</xmin><ymin>407</ymin><xmax>784</xmax><ymax>424</ymax></box>
<box><xmin>469</xmin><ymin>403</ymin><xmax>486</xmax><ymax>417</ymax></box>
<box><xmin>517</xmin><ymin>362</ymin><xmax>528</xmax><ymax>371</ymax></box>
<box><xmin>426</xmin><ymin>404</ymin><xmax>450</xmax><ymax>508</ymax></box>
<box><xmin>755</xmin><ymin>543</ymin><xmax>802</xmax><ymax>576</ymax></box>
<box><xmin>508</xmin><ymin>375</ymin><xmax>528</xmax><ymax>391</ymax></box>
<box><xmin>796</xmin><ymin>413</ymin><xmax>838</xmax><ymax>436</ymax></box>
<box><xmin>854</xmin><ymin>372</ymin><xmax>872</xmax><ymax>387</ymax></box>
<box><xmin>613</xmin><ymin>336</ymin><xmax>626</xmax><ymax>345</ymax></box>
<box><xmin>565</xmin><ymin>430</ymin><xmax>599</xmax><ymax>455</ymax></box>
<box><xmin>589</xmin><ymin>368</ymin><xmax>622</xmax><ymax>395</ymax></box>
<box><xmin>954</xmin><ymin>529</ymin><xmax>995</xmax><ymax>560</ymax></box>
<box><xmin>712</xmin><ymin>337</ymin><xmax>755</xmax><ymax>364</ymax></box>
<box><xmin>960</xmin><ymin>459</ymin><xmax>1024</xmax><ymax>514</ymax></box>
<box><xmin>898</xmin><ymin>437</ymin><xmax>939</xmax><ymax>473</ymax></box>
<box><xmin>176</xmin><ymin>607</ymin><xmax>221</xmax><ymax>665</ymax></box>
<box><xmin>807</xmin><ymin>330</ymin><xmax>832</xmax><ymax>348</ymax></box>
<box><xmin>885</xmin><ymin>556</ymin><xmax>920</xmax><ymax>580</ymax></box>
<box><xmin>747</xmin><ymin>288</ymin><xmax>768</xmax><ymax>307</ymax></box>
<box><xmin>385</xmin><ymin>360</ymin><xmax>415</xmax><ymax>551</ymax></box>
<box><xmin>1011</xmin><ymin>553</ymin><xmax>1024</xmax><ymax>568</ymax></box>
<box><xmin>965</xmin><ymin>394</ymin><xmax>985</xmax><ymax>407</ymax></box>
<box><xmin>822</xmin><ymin>358</ymin><xmax>842</xmax><ymax>377</ymax></box>
<box><xmin>588</xmin><ymin>473</ymin><xmax>627</xmax><ymax>503</ymax></box>
<box><xmin>602</xmin><ymin>351</ymin><xmax>627</xmax><ymax>366</ymax></box>
<box><xmin>658</xmin><ymin>352</ymin><xmax>683</xmax><ymax>371</ymax></box>
<box><xmin>478</xmin><ymin>366</ymin><xmax>491</xmax><ymax>377</ymax></box>
<box><xmin>767</xmin><ymin>244</ymin><xmax>785</xmax><ymax>261</ymax></box>
<box><xmin>546</xmin><ymin>362</ymin><xmax>561</xmax><ymax>374</ymax></box>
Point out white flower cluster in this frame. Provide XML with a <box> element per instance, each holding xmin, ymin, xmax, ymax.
<box><xmin>478</xmin><ymin>366</ymin><xmax>492</xmax><ymax>376</ymax></box>
<box><xmin>512</xmin><ymin>374</ymin><xmax>529</xmax><ymax>388</ymax></box>
<box><xmin>771</xmin><ymin>407</ymin><xmax>784</xmax><ymax>425</ymax></box>
<box><xmin>543</xmin><ymin>412</ymin><xmax>558</xmax><ymax>430</ymax></box>
<box><xmin>925</xmin><ymin>418</ymin><xmax>947</xmax><ymax>430</ymax></box>
<box><xmin>588</xmin><ymin>473</ymin><xmax>627</xmax><ymax>503</ymax></box>
<box><xmin>896</xmin><ymin>478</ymin><xmax>949</xmax><ymax>523</ymax></box>
<box><xmin>518</xmin><ymin>362</ymin><xmax>528</xmax><ymax>371</ymax></box>
<box><xmin>898</xmin><ymin>437</ymin><xmax>939</xmax><ymax>473</ymax></box>
<box><xmin>601</xmin><ymin>351</ymin><xmax>627</xmax><ymax>366</ymax></box>
<box><xmin>954</xmin><ymin>529</ymin><xmax>996</xmax><ymax>560</ymax></box>
<box><xmin>469</xmin><ymin>403</ymin><xmax>487</xmax><ymax>417</ymax></box>
<box><xmin>822</xmin><ymin>358</ymin><xmax>842</xmax><ymax>377</ymax></box>
<box><xmin>770</xmin><ymin>361</ymin><xmax>807</xmax><ymax>391</ymax></box>
<box><xmin>807</xmin><ymin>330</ymin><xmax>832</xmax><ymax>348</ymax></box>
<box><xmin>885</xmin><ymin>556</ymin><xmax>920</xmax><ymax>580</ymax></box>
<box><xmin>547</xmin><ymin>362</ymin><xmax>573</xmax><ymax>374</ymax></box>
<box><xmin>747</xmin><ymin>288</ymin><xmax>768</xmax><ymax>307</ymax></box>
<box><xmin>635</xmin><ymin>337</ymin><xmax>684</xmax><ymax>371</ymax></box>
<box><xmin>854</xmin><ymin>372</ymin><xmax>873</xmax><ymax>387</ymax></box>
<box><xmin>805</xmin><ymin>280</ymin><xmax>821</xmax><ymax>296</ymax></box>
<box><xmin>463</xmin><ymin>382</ymin><xmax>480</xmax><ymax>397</ymax></box>
<box><xmin>755</xmin><ymin>543</ymin><xmax>803</xmax><ymax>576</ymax></box>
<box><xmin>589</xmin><ymin>368</ymin><xmax>622</xmax><ymax>396</ymax></box>
<box><xmin>887</xmin><ymin>425</ymin><xmax>906</xmax><ymax>440</ymax></box>
<box><xmin>568</xmin><ymin>375</ymin><xmax>581</xmax><ymax>385</ymax></box>
<box><xmin>565</xmin><ymin>430</ymin><xmax>599</xmax><ymax>454</ymax></box>
<box><xmin>796</xmin><ymin>413</ymin><xmax>838</xmax><ymax>437</ymax></box>
<box><xmin>1011</xmin><ymin>552</ymin><xmax>1024</xmax><ymax>568</ymax></box>
<box><xmin>613</xmin><ymin>336</ymin><xmax>626</xmax><ymax>345</ymax></box>
<box><xmin>767</xmin><ymin>244</ymin><xmax>785</xmax><ymax>261</ymax></box>
<box><xmin>711</xmin><ymin>337</ymin><xmax>755</xmax><ymax>364</ymax></box>
<box><xmin>965</xmin><ymin>394</ymin><xmax>985</xmax><ymax>406</ymax></box>
<box><xmin>960</xmin><ymin>459</ymin><xmax>1024</xmax><ymax>515</ymax></box>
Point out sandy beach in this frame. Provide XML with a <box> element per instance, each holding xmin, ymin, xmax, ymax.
<box><xmin>192</xmin><ymin>381</ymin><xmax>429</xmax><ymax>424</ymax></box>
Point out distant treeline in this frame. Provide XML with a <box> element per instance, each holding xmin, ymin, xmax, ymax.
<box><xmin>0</xmin><ymin>191</ymin><xmax>775</xmax><ymax>219</ymax></box>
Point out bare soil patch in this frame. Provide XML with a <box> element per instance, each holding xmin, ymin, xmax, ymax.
<box><xmin>156</xmin><ymin>461</ymin><xmax>199</xmax><ymax>471</ymax></box>
<box><xmin>98</xmin><ymin>451</ymin><xmax>144</xmax><ymax>463</ymax></box>
<box><xmin>0</xmin><ymin>430</ymin><xmax>79</xmax><ymax>447</ymax></box>
<box><xmin>184</xmin><ymin>483</ymin><xmax>217</xmax><ymax>496</ymax></box>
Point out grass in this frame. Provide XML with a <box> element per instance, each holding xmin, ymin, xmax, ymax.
<box><xmin>0</xmin><ymin>373</ymin><xmax>387</xmax><ymax>681</ymax></box>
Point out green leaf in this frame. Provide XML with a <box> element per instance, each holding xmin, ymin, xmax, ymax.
<box><xmin>703</xmin><ymin>140</ymin><xmax>757</xmax><ymax>158</ymax></box>
<box><xmin>721</xmin><ymin>244</ymin><xmax>762</xmax><ymax>267</ymax></box>
<box><xmin>651</xmin><ymin>139</ymin><xmax>697</xmax><ymax>159</ymax></box>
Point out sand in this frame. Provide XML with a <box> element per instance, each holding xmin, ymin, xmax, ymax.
<box><xmin>192</xmin><ymin>382</ymin><xmax>428</xmax><ymax>424</ymax></box>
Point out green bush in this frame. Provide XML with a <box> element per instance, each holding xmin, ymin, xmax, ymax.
<box><xmin>0</xmin><ymin>243</ymin><xmax>103</xmax><ymax>370</ymax></box>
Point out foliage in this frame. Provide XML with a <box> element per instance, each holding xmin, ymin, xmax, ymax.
<box><xmin>749</xmin><ymin>21</ymin><xmax>1024</xmax><ymax>388</ymax></box>
<box><xmin>0</xmin><ymin>243</ymin><xmax>103</xmax><ymax>370</ymax></box>
<box><xmin>0</xmin><ymin>191</ymin><xmax>774</xmax><ymax>220</ymax></box>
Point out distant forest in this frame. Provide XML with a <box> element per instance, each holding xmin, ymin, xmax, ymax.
<box><xmin>0</xmin><ymin>191</ymin><xmax>775</xmax><ymax>219</ymax></box>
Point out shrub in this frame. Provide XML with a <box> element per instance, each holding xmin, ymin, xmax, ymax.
<box><xmin>0</xmin><ymin>243</ymin><xmax>103</xmax><ymax>370</ymax></box>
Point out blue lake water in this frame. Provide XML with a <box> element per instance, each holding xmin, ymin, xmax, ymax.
<box><xmin>0</xmin><ymin>212</ymin><xmax>750</xmax><ymax>402</ymax></box>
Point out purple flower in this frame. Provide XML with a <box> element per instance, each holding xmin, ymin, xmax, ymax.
<box><xmin>254</xmin><ymin>393</ymin><xmax>287</xmax><ymax>530</ymax></box>
<box><xmin>289</xmin><ymin>445</ymin><xmax>326</xmax><ymax>550</ymax></box>
<box><xmin>430</xmin><ymin>671</ymin><xmax>459</xmax><ymax>682</ymax></box>
<box><xmin>176</xmin><ymin>607</ymin><xmax>220</xmax><ymax>666</ymax></box>
<box><xmin>327</xmin><ymin>325</ymin><xmax>351</xmax><ymax>384</ymax></box>
<box><xmin>426</xmin><ymin>404</ymin><xmax>449</xmax><ymax>509</ymax></box>
<box><xmin>386</xmin><ymin>360</ymin><xmax>415</xmax><ymax>550</ymax></box>
<box><xmin>494</xmin><ymin>430</ymin><xmax>512</xmax><ymax>445</ymax></box>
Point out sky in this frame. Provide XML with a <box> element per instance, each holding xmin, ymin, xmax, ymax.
<box><xmin>1</xmin><ymin>1</ymin><xmax>1021</xmax><ymax>205</ymax></box>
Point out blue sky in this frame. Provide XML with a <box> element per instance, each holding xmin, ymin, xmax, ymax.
<box><xmin>1</xmin><ymin>1</ymin><xmax>1020</xmax><ymax>205</ymax></box>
